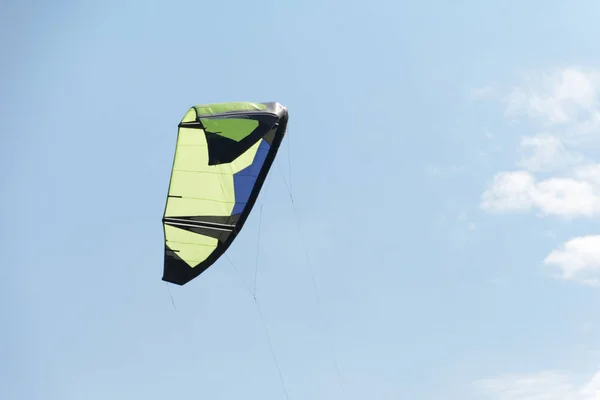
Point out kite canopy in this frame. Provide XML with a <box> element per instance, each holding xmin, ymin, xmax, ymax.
<box><xmin>162</xmin><ymin>102</ymin><xmax>289</xmax><ymax>285</ymax></box>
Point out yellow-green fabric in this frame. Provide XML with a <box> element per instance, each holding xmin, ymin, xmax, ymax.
<box><xmin>164</xmin><ymin>126</ymin><xmax>261</xmax><ymax>267</ymax></box>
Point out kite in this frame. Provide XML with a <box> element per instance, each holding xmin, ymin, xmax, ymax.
<box><xmin>161</xmin><ymin>102</ymin><xmax>289</xmax><ymax>285</ymax></box>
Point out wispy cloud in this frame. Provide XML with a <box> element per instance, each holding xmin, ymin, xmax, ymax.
<box><xmin>474</xmin><ymin>370</ymin><xmax>600</xmax><ymax>400</ymax></box>
<box><xmin>516</xmin><ymin>134</ymin><xmax>585</xmax><ymax>173</ymax></box>
<box><xmin>505</xmin><ymin>67</ymin><xmax>600</xmax><ymax>128</ymax></box>
<box><xmin>470</xmin><ymin>85</ymin><xmax>496</xmax><ymax>100</ymax></box>
<box><xmin>424</xmin><ymin>164</ymin><xmax>465</xmax><ymax>177</ymax></box>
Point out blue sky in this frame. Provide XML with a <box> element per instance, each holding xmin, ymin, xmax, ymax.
<box><xmin>3</xmin><ymin>0</ymin><xmax>600</xmax><ymax>399</ymax></box>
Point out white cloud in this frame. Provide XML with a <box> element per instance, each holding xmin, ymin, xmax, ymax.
<box><xmin>472</xmin><ymin>67</ymin><xmax>600</xmax><ymax>400</ymax></box>
<box><xmin>544</xmin><ymin>235</ymin><xmax>600</xmax><ymax>286</ymax></box>
<box><xmin>479</xmin><ymin>67</ymin><xmax>600</xmax><ymax>219</ymax></box>
<box><xmin>475</xmin><ymin>66</ymin><xmax>600</xmax><ymax>287</ymax></box>
<box><xmin>506</xmin><ymin>67</ymin><xmax>600</xmax><ymax>126</ymax></box>
<box><xmin>475</xmin><ymin>67</ymin><xmax>600</xmax><ymax>286</ymax></box>
<box><xmin>481</xmin><ymin>171</ymin><xmax>537</xmax><ymax>212</ymax></box>
<box><xmin>480</xmin><ymin>168</ymin><xmax>600</xmax><ymax>218</ymax></box>
<box><xmin>475</xmin><ymin>370</ymin><xmax>600</xmax><ymax>400</ymax></box>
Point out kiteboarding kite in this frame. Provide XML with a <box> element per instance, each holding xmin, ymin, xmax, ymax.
<box><xmin>161</xmin><ymin>102</ymin><xmax>289</xmax><ymax>285</ymax></box>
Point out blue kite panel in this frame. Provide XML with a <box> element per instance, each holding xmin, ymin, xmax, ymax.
<box><xmin>232</xmin><ymin>139</ymin><xmax>270</xmax><ymax>215</ymax></box>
